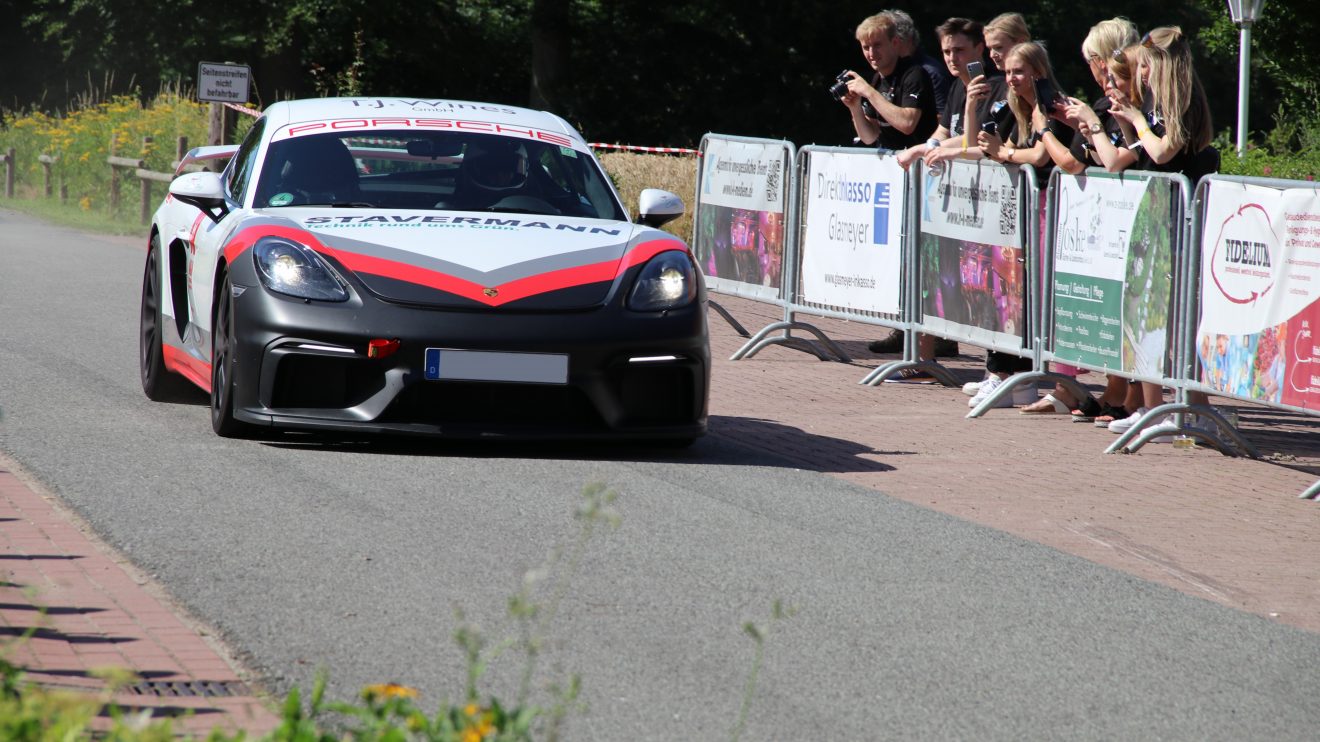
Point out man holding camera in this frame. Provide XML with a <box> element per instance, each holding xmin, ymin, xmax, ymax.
<box><xmin>838</xmin><ymin>13</ymin><xmax>938</xmax><ymax>152</ymax></box>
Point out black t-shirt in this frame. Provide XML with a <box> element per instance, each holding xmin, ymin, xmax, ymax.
<box><xmin>1134</xmin><ymin>94</ymin><xmax>1219</xmax><ymax>187</ymax></box>
<box><xmin>942</xmin><ymin>75</ymin><xmax>1010</xmax><ymax>138</ymax></box>
<box><xmin>913</xmin><ymin>50</ymin><xmax>953</xmax><ymax>116</ymax></box>
<box><xmin>1068</xmin><ymin>97</ymin><xmax>1126</xmax><ymax>168</ymax></box>
<box><xmin>868</xmin><ymin>55</ymin><xmax>939</xmax><ymax>151</ymax></box>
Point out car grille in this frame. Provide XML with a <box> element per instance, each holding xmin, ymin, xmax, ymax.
<box><xmin>381</xmin><ymin>381</ymin><xmax>607</xmax><ymax>430</ymax></box>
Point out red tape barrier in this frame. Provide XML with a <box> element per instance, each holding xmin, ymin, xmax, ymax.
<box><xmin>589</xmin><ymin>143</ymin><xmax>699</xmax><ymax>155</ymax></box>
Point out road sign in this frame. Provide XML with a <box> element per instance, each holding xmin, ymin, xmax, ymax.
<box><xmin>197</xmin><ymin>62</ymin><xmax>251</xmax><ymax>104</ymax></box>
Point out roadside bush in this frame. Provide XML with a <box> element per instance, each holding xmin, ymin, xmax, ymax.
<box><xmin>0</xmin><ymin>92</ymin><xmax>209</xmax><ymax>218</ymax></box>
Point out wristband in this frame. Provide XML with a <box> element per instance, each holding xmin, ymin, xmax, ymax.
<box><xmin>1136</xmin><ymin>124</ymin><xmax>1152</xmax><ymax>138</ymax></box>
<box><xmin>926</xmin><ymin>138</ymin><xmax>941</xmax><ymax>149</ymax></box>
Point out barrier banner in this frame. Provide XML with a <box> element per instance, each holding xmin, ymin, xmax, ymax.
<box><xmin>693</xmin><ymin>137</ymin><xmax>790</xmax><ymax>300</ymax></box>
<box><xmin>1051</xmin><ymin>172</ymin><xmax>1174</xmax><ymax>377</ymax></box>
<box><xmin>917</xmin><ymin>160</ymin><xmax>1025</xmax><ymax>347</ymax></box>
<box><xmin>1197</xmin><ymin>181</ymin><xmax>1320</xmax><ymax>408</ymax></box>
<box><xmin>798</xmin><ymin>151</ymin><xmax>904</xmax><ymax>314</ymax></box>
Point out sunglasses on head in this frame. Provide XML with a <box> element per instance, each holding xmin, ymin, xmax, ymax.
<box><xmin>1140</xmin><ymin>32</ymin><xmax>1154</xmax><ymax>48</ymax></box>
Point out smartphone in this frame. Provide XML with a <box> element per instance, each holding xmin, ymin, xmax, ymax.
<box><xmin>980</xmin><ymin>119</ymin><xmax>998</xmax><ymax>136</ymax></box>
<box><xmin>1034</xmin><ymin>78</ymin><xmax>1063</xmax><ymax>115</ymax></box>
<box><xmin>1105</xmin><ymin>69</ymin><xmax>1119</xmax><ymax>91</ymax></box>
<box><xmin>965</xmin><ymin>60</ymin><xmax>984</xmax><ymax>81</ymax></box>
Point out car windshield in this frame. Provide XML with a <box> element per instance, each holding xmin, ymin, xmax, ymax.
<box><xmin>251</xmin><ymin>130</ymin><xmax>626</xmax><ymax>220</ymax></box>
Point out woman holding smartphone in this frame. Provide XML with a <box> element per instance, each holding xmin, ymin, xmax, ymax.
<box><xmin>974</xmin><ymin>41</ymin><xmax>1099</xmax><ymax>415</ymax></box>
<box><xmin>1101</xmin><ymin>25</ymin><xmax>1219</xmax><ymax>437</ymax></box>
<box><xmin>1046</xmin><ymin>19</ymin><xmax>1144</xmax><ymax>422</ymax></box>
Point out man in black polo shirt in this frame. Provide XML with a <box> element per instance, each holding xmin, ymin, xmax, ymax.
<box><xmin>841</xmin><ymin>13</ymin><xmax>939</xmax><ymax>152</ymax></box>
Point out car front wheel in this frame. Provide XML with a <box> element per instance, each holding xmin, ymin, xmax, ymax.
<box><xmin>211</xmin><ymin>271</ymin><xmax>252</xmax><ymax>437</ymax></box>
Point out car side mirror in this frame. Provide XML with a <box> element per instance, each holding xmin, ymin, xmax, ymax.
<box><xmin>169</xmin><ymin>171</ymin><xmax>230</xmax><ymax>223</ymax></box>
<box><xmin>636</xmin><ymin>188</ymin><xmax>684</xmax><ymax>228</ymax></box>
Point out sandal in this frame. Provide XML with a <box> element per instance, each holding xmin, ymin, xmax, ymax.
<box><xmin>1069</xmin><ymin>396</ymin><xmax>1103</xmax><ymax>422</ymax></box>
<box><xmin>1093</xmin><ymin>405</ymin><xmax>1130</xmax><ymax>428</ymax></box>
<box><xmin>1020</xmin><ymin>393</ymin><xmax>1070</xmax><ymax>414</ymax></box>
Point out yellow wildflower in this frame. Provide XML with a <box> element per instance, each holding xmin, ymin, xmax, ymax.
<box><xmin>361</xmin><ymin>682</ymin><xmax>418</xmax><ymax>701</ymax></box>
<box><xmin>461</xmin><ymin>704</ymin><xmax>495</xmax><ymax>740</ymax></box>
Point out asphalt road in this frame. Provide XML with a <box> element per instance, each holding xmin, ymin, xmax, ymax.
<box><xmin>2</xmin><ymin>207</ymin><xmax>1318</xmax><ymax>740</ymax></box>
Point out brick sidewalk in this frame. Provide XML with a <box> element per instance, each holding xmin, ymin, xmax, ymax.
<box><xmin>705</xmin><ymin>294</ymin><xmax>1320</xmax><ymax>634</ymax></box>
<box><xmin>0</xmin><ymin>462</ymin><xmax>279</xmax><ymax>736</ymax></box>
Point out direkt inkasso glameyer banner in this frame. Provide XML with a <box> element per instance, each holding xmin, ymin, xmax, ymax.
<box><xmin>1051</xmin><ymin>172</ymin><xmax>1173</xmax><ymax>378</ymax></box>
<box><xmin>917</xmin><ymin>160</ymin><xmax>1024</xmax><ymax>350</ymax></box>
<box><xmin>798</xmin><ymin>151</ymin><xmax>905</xmax><ymax>314</ymax></box>
<box><xmin>1198</xmin><ymin>181</ymin><xmax>1320</xmax><ymax>409</ymax></box>
<box><xmin>694</xmin><ymin>138</ymin><xmax>790</xmax><ymax>300</ymax></box>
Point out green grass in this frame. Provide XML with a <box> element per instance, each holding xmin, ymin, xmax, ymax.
<box><xmin>0</xmin><ymin>192</ymin><xmax>147</xmax><ymax>237</ymax></box>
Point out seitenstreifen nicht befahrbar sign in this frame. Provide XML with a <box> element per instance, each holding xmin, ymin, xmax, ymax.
<box><xmin>197</xmin><ymin>62</ymin><xmax>251</xmax><ymax>104</ymax></box>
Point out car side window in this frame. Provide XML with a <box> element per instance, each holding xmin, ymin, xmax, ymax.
<box><xmin>226</xmin><ymin>118</ymin><xmax>266</xmax><ymax>205</ymax></box>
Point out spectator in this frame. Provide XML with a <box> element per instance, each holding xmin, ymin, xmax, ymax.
<box><xmin>973</xmin><ymin>41</ymin><xmax>1097</xmax><ymax>413</ymax></box>
<box><xmin>841</xmin><ymin>13</ymin><xmax>940</xmax><ymax>153</ymax></box>
<box><xmin>896</xmin><ymin>17</ymin><xmax>999</xmax><ymax>171</ymax></box>
<box><xmin>1048</xmin><ymin>19</ymin><xmax>1143</xmax><ymax>422</ymax></box>
<box><xmin>887</xmin><ymin>9</ymin><xmax>954</xmax><ymax>117</ymax></box>
<box><xmin>957</xmin><ymin>13</ymin><xmax>1035</xmax><ymax>408</ymax></box>
<box><xmin>847</xmin><ymin>13</ymin><xmax>948</xmax><ymax>377</ymax></box>
<box><xmin>1105</xmin><ymin>25</ymin><xmax>1219</xmax><ymax>437</ymax></box>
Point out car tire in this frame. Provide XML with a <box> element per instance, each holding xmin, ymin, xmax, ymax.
<box><xmin>211</xmin><ymin>271</ymin><xmax>253</xmax><ymax>438</ymax></box>
<box><xmin>139</xmin><ymin>234</ymin><xmax>196</xmax><ymax>402</ymax></box>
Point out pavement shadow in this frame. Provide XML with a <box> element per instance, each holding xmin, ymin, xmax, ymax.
<box><xmin>0</xmin><ymin>626</ymin><xmax>137</xmax><ymax>644</ymax></box>
<box><xmin>257</xmin><ymin>416</ymin><xmax>901</xmax><ymax>473</ymax></box>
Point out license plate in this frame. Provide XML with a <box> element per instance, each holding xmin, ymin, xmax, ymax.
<box><xmin>423</xmin><ymin>348</ymin><xmax>568</xmax><ymax>384</ymax></box>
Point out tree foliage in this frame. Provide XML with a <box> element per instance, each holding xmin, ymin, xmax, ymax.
<box><xmin>3</xmin><ymin>0</ymin><xmax>1313</xmax><ymax>148</ymax></box>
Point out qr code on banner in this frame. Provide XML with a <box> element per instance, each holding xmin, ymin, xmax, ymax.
<box><xmin>765</xmin><ymin>162</ymin><xmax>780</xmax><ymax>202</ymax></box>
<box><xmin>998</xmin><ymin>183</ymin><xmax>1018</xmax><ymax>236</ymax></box>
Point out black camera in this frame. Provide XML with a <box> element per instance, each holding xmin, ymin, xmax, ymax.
<box><xmin>980</xmin><ymin>119</ymin><xmax>998</xmax><ymax>136</ymax></box>
<box><xmin>829</xmin><ymin>70</ymin><xmax>855</xmax><ymax>100</ymax></box>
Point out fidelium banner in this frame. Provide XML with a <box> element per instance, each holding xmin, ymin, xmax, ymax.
<box><xmin>798</xmin><ymin>150</ymin><xmax>904</xmax><ymax>314</ymax></box>
<box><xmin>1050</xmin><ymin>172</ymin><xmax>1173</xmax><ymax>379</ymax></box>
<box><xmin>1197</xmin><ymin>180</ymin><xmax>1320</xmax><ymax>408</ymax></box>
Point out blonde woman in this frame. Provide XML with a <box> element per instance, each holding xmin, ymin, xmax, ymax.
<box><xmin>1104</xmin><ymin>26</ymin><xmax>1218</xmax><ymax>436</ymax></box>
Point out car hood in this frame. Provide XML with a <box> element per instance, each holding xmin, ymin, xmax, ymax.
<box><xmin>253</xmin><ymin>209</ymin><xmax>672</xmax><ymax>310</ymax></box>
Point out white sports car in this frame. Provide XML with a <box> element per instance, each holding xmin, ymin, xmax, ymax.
<box><xmin>140</xmin><ymin>97</ymin><xmax>708</xmax><ymax>442</ymax></box>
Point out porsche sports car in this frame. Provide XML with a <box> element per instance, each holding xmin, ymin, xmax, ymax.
<box><xmin>140</xmin><ymin>97</ymin><xmax>709</xmax><ymax>442</ymax></box>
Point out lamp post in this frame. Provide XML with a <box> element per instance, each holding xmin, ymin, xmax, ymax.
<box><xmin>1226</xmin><ymin>0</ymin><xmax>1267</xmax><ymax>157</ymax></box>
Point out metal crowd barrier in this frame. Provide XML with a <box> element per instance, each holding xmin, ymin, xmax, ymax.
<box><xmin>872</xmin><ymin>159</ymin><xmax>1042</xmax><ymax>398</ymax></box>
<box><xmin>1178</xmin><ymin>174</ymin><xmax>1320</xmax><ymax>496</ymax></box>
<box><xmin>692</xmin><ymin>133</ymin><xmax>798</xmax><ymax>346</ymax></box>
<box><xmin>733</xmin><ymin>145</ymin><xmax>913</xmax><ymax>363</ymax></box>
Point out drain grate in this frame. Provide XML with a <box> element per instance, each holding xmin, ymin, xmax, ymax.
<box><xmin>128</xmin><ymin>680</ymin><xmax>251</xmax><ymax>698</ymax></box>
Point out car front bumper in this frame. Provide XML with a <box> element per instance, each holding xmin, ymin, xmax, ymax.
<box><xmin>225</xmin><ymin>278</ymin><xmax>710</xmax><ymax>440</ymax></box>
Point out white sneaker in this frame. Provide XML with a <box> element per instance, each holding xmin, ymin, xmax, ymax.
<box><xmin>1109</xmin><ymin>407</ymin><xmax>1160</xmax><ymax>434</ymax></box>
<box><xmin>962</xmin><ymin>373</ymin><xmax>992</xmax><ymax>396</ymax></box>
<box><xmin>968</xmin><ymin>375</ymin><xmax>1006</xmax><ymax>408</ymax></box>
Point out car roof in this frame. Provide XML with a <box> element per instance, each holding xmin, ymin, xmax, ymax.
<box><xmin>259</xmin><ymin>97</ymin><xmax>585</xmax><ymax>144</ymax></box>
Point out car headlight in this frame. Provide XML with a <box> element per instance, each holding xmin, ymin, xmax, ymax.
<box><xmin>627</xmin><ymin>251</ymin><xmax>698</xmax><ymax>311</ymax></box>
<box><xmin>253</xmin><ymin>237</ymin><xmax>349</xmax><ymax>301</ymax></box>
